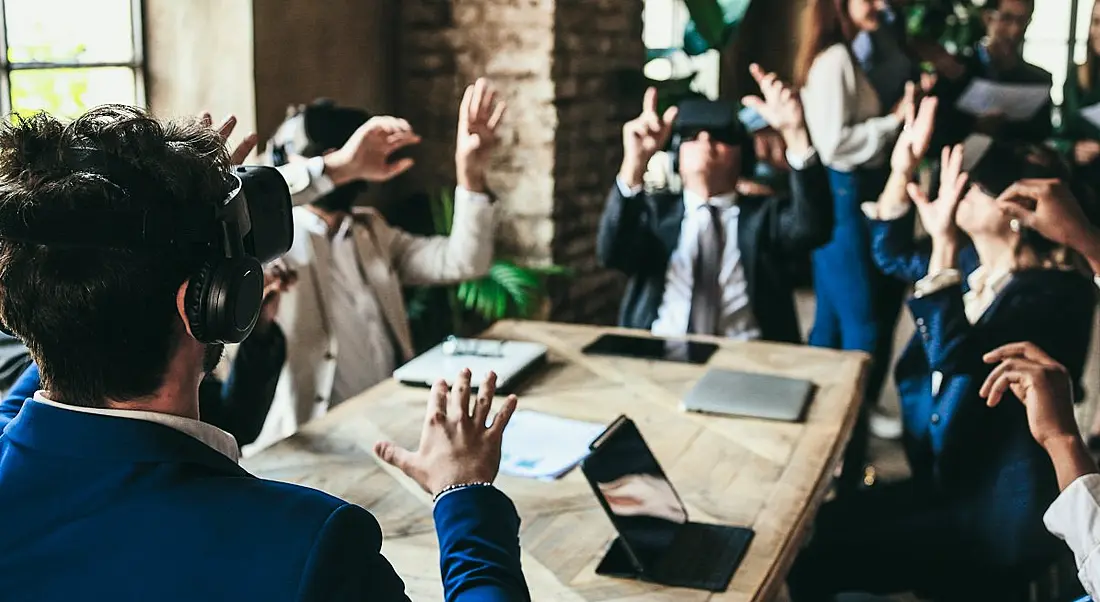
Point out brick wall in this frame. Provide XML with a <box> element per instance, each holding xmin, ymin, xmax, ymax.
<box><xmin>397</xmin><ymin>0</ymin><xmax>644</xmax><ymax>325</ymax></box>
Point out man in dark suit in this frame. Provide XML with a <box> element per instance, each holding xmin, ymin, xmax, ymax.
<box><xmin>597</xmin><ymin>64</ymin><xmax>831</xmax><ymax>344</ymax></box>
<box><xmin>933</xmin><ymin>0</ymin><xmax>1052</xmax><ymax>150</ymax></box>
<box><xmin>0</xmin><ymin>106</ymin><xmax>528</xmax><ymax>602</ymax></box>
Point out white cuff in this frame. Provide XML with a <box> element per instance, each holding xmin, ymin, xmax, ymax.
<box><xmin>913</xmin><ymin>269</ymin><xmax>963</xmax><ymax>298</ymax></box>
<box><xmin>306</xmin><ymin>156</ymin><xmax>335</xmax><ymax>196</ymax></box>
<box><xmin>1094</xmin><ymin>274</ymin><xmax>1100</xmax><ymax>291</ymax></box>
<box><xmin>861</xmin><ymin>201</ymin><xmax>911</xmax><ymax>221</ymax></box>
<box><xmin>455</xmin><ymin>186</ymin><xmax>491</xmax><ymax>205</ymax></box>
<box><xmin>616</xmin><ymin>176</ymin><xmax>643</xmax><ymax>198</ymax></box>
<box><xmin>785</xmin><ymin>147</ymin><xmax>818</xmax><ymax>171</ymax></box>
<box><xmin>1044</xmin><ymin>473</ymin><xmax>1100</xmax><ymax>600</ymax></box>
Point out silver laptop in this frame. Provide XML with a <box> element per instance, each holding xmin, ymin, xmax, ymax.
<box><xmin>681</xmin><ymin>369</ymin><xmax>815</xmax><ymax>422</ymax></box>
<box><xmin>393</xmin><ymin>338</ymin><xmax>548</xmax><ymax>393</ymax></box>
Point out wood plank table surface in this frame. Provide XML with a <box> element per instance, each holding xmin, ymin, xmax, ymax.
<box><xmin>244</xmin><ymin>321</ymin><xmax>869</xmax><ymax>601</ymax></box>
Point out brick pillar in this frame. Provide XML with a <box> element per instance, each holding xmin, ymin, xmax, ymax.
<box><xmin>397</xmin><ymin>0</ymin><xmax>645</xmax><ymax>325</ymax></box>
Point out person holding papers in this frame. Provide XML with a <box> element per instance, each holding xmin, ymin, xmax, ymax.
<box><xmin>1056</xmin><ymin>0</ymin><xmax>1100</xmax><ymax>169</ymax></box>
<box><xmin>934</xmin><ymin>0</ymin><xmax>1053</xmax><ymax>149</ymax></box>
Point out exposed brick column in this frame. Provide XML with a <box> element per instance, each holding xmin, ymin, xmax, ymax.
<box><xmin>397</xmin><ymin>0</ymin><xmax>644</xmax><ymax>325</ymax></box>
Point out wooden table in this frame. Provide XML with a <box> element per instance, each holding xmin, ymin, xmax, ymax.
<box><xmin>244</xmin><ymin>321</ymin><xmax>868</xmax><ymax>601</ymax></box>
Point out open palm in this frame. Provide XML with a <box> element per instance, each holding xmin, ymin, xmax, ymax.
<box><xmin>455</xmin><ymin>78</ymin><xmax>506</xmax><ymax>188</ymax></box>
<box><xmin>907</xmin><ymin>144</ymin><xmax>968</xmax><ymax>242</ymax></box>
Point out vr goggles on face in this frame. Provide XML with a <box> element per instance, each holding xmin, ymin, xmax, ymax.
<box><xmin>669</xmin><ymin>99</ymin><xmax>755</xmax><ymax>176</ymax></box>
<box><xmin>961</xmin><ymin>134</ymin><xmax>1061</xmax><ymax>197</ymax></box>
<box><xmin>0</xmin><ymin>164</ymin><xmax>294</xmax><ymax>344</ymax></box>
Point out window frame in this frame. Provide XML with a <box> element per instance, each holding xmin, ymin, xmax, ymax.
<box><xmin>0</xmin><ymin>0</ymin><xmax>145</xmax><ymax>115</ymax></box>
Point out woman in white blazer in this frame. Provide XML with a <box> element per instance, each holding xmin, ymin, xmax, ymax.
<box><xmin>796</xmin><ymin>0</ymin><xmax>912</xmax><ymax>493</ymax></box>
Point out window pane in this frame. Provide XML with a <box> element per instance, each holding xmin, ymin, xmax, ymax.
<box><xmin>10</xmin><ymin>67</ymin><xmax>136</xmax><ymax>119</ymax></box>
<box><xmin>5</xmin><ymin>0</ymin><xmax>134</xmax><ymax>64</ymax></box>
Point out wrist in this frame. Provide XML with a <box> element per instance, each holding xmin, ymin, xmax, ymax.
<box><xmin>1069</xmin><ymin>224</ymin><xmax>1100</xmax><ymax>266</ymax></box>
<box><xmin>1043</xmin><ymin>432</ymin><xmax>1087</xmax><ymax>455</ymax></box>
<box><xmin>322</xmin><ymin>153</ymin><xmax>356</xmax><ymax>187</ymax></box>
<box><xmin>456</xmin><ymin>168</ymin><xmax>487</xmax><ymax>193</ymax></box>
<box><xmin>779</xmin><ymin>127</ymin><xmax>811</xmax><ymax>157</ymax></box>
<box><xmin>929</xmin><ymin>237</ymin><xmax>959</xmax><ymax>271</ymax></box>
<box><xmin>619</xmin><ymin>159</ymin><xmax>647</xmax><ymax>188</ymax></box>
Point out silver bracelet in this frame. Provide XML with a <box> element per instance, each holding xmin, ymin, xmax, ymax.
<box><xmin>432</xmin><ymin>481</ymin><xmax>494</xmax><ymax>503</ymax></box>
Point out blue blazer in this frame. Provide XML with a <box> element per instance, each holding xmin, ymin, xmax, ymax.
<box><xmin>0</xmin><ymin>396</ymin><xmax>530</xmax><ymax>601</ymax></box>
<box><xmin>870</xmin><ymin>212</ymin><xmax>1097</xmax><ymax>570</ymax></box>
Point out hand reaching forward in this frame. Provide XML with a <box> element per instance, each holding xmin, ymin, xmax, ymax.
<box><xmin>200</xmin><ymin>112</ymin><xmax>258</xmax><ymax>165</ymax></box>
<box><xmin>455</xmin><ymin>78</ymin><xmax>507</xmax><ymax>193</ymax></box>
<box><xmin>907</xmin><ymin>143</ymin><xmax>967</xmax><ymax>244</ymax></box>
<box><xmin>620</xmin><ymin>87</ymin><xmax>678</xmax><ymax>187</ymax></box>
<box><xmin>375</xmin><ymin>369</ymin><xmax>518</xmax><ymax>497</ymax></box>
<box><xmin>981</xmin><ymin>342</ymin><xmax>1078</xmax><ymax>450</ymax></box>
<box><xmin>254</xmin><ymin>261</ymin><xmax>297</xmax><ymax>337</ymax></box>
<box><xmin>324</xmin><ymin>115</ymin><xmax>422</xmax><ymax>186</ymax></box>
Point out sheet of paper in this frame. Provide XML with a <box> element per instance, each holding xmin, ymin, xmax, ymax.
<box><xmin>1080</xmin><ymin>102</ymin><xmax>1100</xmax><ymax>130</ymax></box>
<box><xmin>955</xmin><ymin>78</ymin><xmax>1050</xmax><ymax>122</ymax></box>
<box><xmin>499</xmin><ymin>411</ymin><xmax>607</xmax><ymax>481</ymax></box>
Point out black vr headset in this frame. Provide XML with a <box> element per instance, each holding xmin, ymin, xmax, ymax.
<box><xmin>669</xmin><ymin>99</ymin><xmax>755</xmax><ymax>177</ymax></box>
<box><xmin>0</xmin><ymin>165</ymin><xmax>294</xmax><ymax>344</ymax></box>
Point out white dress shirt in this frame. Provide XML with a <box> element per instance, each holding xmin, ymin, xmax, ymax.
<box><xmin>296</xmin><ymin>209</ymin><xmax>397</xmax><ymax>405</ymax></box>
<box><xmin>649</xmin><ymin>190</ymin><xmax>760</xmax><ymax>340</ymax></box>
<box><xmin>33</xmin><ymin>392</ymin><xmax>240</xmax><ymax>462</ymax></box>
<box><xmin>1046</xmin><ymin>473</ymin><xmax>1100</xmax><ymax>600</ymax></box>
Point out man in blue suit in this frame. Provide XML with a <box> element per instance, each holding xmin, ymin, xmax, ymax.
<box><xmin>0</xmin><ymin>105</ymin><xmax>529</xmax><ymax>602</ymax></box>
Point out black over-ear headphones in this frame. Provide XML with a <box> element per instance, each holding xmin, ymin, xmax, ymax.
<box><xmin>0</xmin><ymin>165</ymin><xmax>294</xmax><ymax>344</ymax></box>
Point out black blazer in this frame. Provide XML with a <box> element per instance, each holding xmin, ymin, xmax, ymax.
<box><xmin>932</xmin><ymin>48</ymin><xmax>1054</xmax><ymax>151</ymax></box>
<box><xmin>596</xmin><ymin>163</ymin><xmax>832</xmax><ymax>343</ymax></box>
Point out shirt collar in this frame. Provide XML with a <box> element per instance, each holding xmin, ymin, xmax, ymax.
<box><xmin>32</xmin><ymin>392</ymin><xmax>240</xmax><ymax>463</ymax></box>
<box><xmin>683</xmin><ymin>189</ymin><xmax>739</xmax><ymax>213</ymax></box>
<box><xmin>297</xmin><ymin>207</ymin><xmax>353</xmax><ymax>239</ymax></box>
<box><xmin>966</xmin><ymin>264</ymin><xmax>1013</xmax><ymax>298</ymax></box>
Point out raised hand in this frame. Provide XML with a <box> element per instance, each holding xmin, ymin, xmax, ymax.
<box><xmin>255</xmin><ymin>261</ymin><xmax>297</xmax><ymax>336</ymax></box>
<box><xmin>374</xmin><ymin>369</ymin><xmax>518</xmax><ymax>497</ymax></box>
<box><xmin>981</xmin><ymin>342</ymin><xmax>1078</xmax><ymax>449</ymax></box>
<box><xmin>741</xmin><ymin>63</ymin><xmax>805</xmax><ymax>143</ymax></box>
<box><xmin>907</xmin><ymin>143</ymin><xmax>967</xmax><ymax>244</ymax></box>
<box><xmin>620</xmin><ymin>87</ymin><xmax>678</xmax><ymax>188</ymax></box>
<box><xmin>455</xmin><ymin>78</ymin><xmax>507</xmax><ymax>194</ymax></box>
<box><xmin>324</xmin><ymin>116</ymin><xmax>422</xmax><ymax>186</ymax></box>
<box><xmin>201</xmin><ymin>112</ymin><xmax>258</xmax><ymax>165</ymax></box>
<box><xmin>890</xmin><ymin>95</ymin><xmax>939</xmax><ymax>175</ymax></box>
<box><xmin>891</xmin><ymin>81</ymin><xmax>917</xmax><ymax>123</ymax></box>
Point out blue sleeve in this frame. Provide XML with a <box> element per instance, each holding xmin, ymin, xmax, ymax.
<box><xmin>0</xmin><ymin>362</ymin><xmax>39</xmax><ymax>429</ymax></box>
<box><xmin>907</xmin><ymin>283</ymin><xmax>972</xmax><ymax>374</ymax></box>
<box><xmin>434</xmin><ymin>486</ymin><xmax>530</xmax><ymax>602</ymax></box>
<box><xmin>296</xmin><ymin>504</ymin><xmax>410</xmax><ymax>602</ymax></box>
<box><xmin>867</xmin><ymin>209</ymin><xmax>931</xmax><ymax>283</ymax></box>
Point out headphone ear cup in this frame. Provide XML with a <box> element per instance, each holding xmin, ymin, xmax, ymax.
<box><xmin>185</xmin><ymin>257</ymin><xmax>264</xmax><ymax>345</ymax></box>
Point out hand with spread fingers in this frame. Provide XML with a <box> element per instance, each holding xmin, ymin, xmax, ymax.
<box><xmin>741</xmin><ymin>63</ymin><xmax>810</xmax><ymax>156</ymax></box>
<box><xmin>374</xmin><ymin>369</ymin><xmax>518</xmax><ymax>497</ymax></box>
<box><xmin>619</xmin><ymin>87</ymin><xmax>679</xmax><ymax>189</ymax></box>
<box><xmin>890</xmin><ymin>94</ymin><xmax>939</xmax><ymax>176</ymax></box>
<box><xmin>200</xmin><ymin>112</ymin><xmax>258</xmax><ymax>165</ymax></box>
<box><xmin>981</xmin><ymin>342</ymin><xmax>1078</xmax><ymax>450</ymax></box>
<box><xmin>907</xmin><ymin>143</ymin><xmax>968</xmax><ymax>246</ymax></box>
<box><xmin>323</xmin><ymin>115</ymin><xmax>423</xmax><ymax>187</ymax></box>
<box><xmin>455</xmin><ymin>78</ymin><xmax>507</xmax><ymax>194</ymax></box>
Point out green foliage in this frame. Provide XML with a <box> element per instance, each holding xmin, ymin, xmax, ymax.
<box><xmin>682</xmin><ymin>0</ymin><xmax>754</xmax><ymax>55</ymax></box>
<box><xmin>904</xmin><ymin>1</ymin><xmax>985</xmax><ymax>55</ymax></box>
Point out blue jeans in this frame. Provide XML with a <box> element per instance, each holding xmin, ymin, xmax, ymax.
<box><xmin>809</xmin><ymin>168</ymin><xmax>905</xmax><ymax>491</ymax></box>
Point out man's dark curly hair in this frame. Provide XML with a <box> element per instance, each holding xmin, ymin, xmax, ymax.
<box><xmin>0</xmin><ymin>105</ymin><xmax>231</xmax><ymax>407</ymax></box>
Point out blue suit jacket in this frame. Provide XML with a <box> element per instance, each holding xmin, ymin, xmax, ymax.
<box><xmin>869</xmin><ymin>212</ymin><xmax>1097</xmax><ymax>570</ymax></box>
<box><xmin>0</xmin><ymin>395</ymin><xmax>530</xmax><ymax>601</ymax></box>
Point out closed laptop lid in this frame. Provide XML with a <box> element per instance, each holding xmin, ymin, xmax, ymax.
<box><xmin>682</xmin><ymin>369</ymin><xmax>814</xmax><ymax>422</ymax></box>
<box><xmin>392</xmin><ymin>338</ymin><xmax>547</xmax><ymax>391</ymax></box>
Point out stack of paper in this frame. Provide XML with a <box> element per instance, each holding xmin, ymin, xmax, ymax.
<box><xmin>956</xmin><ymin>78</ymin><xmax>1051</xmax><ymax>122</ymax></box>
<box><xmin>499</xmin><ymin>411</ymin><xmax>607</xmax><ymax>481</ymax></box>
